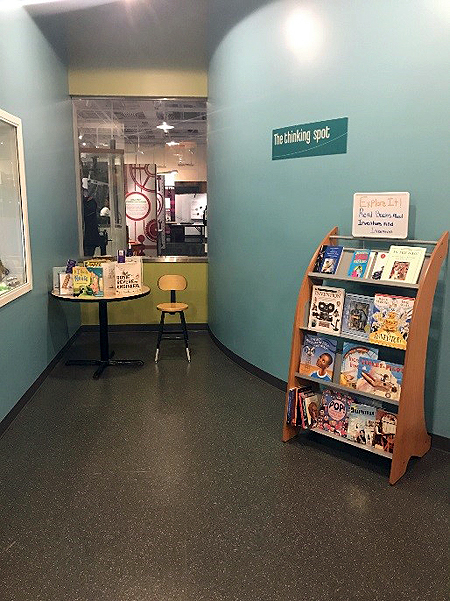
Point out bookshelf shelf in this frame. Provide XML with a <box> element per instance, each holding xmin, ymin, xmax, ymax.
<box><xmin>310</xmin><ymin>427</ymin><xmax>393</xmax><ymax>459</ymax></box>
<box><xmin>298</xmin><ymin>325</ymin><xmax>406</xmax><ymax>352</ymax></box>
<box><xmin>294</xmin><ymin>372</ymin><xmax>399</xmax><ymax>406</ymax></box>
<box><xmin>283</xmin><ymin>227</ymin><xmax>448</xmax><ymax>484</ymax></box>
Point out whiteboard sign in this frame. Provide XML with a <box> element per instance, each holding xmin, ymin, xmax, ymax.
<box><xmin>352</xmin><ymin>192</ymin><xmax>410</xmax><ymax>238</ymax></box>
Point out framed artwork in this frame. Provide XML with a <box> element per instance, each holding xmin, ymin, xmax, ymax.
<box><xmin>0</xmin><ymin>108</ymin><xmax>33</xmax><ymax>308</ymax></box>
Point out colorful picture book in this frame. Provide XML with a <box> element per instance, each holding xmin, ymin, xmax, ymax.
<box><xmin>368</xmin><ymin>293</ymin><xmax>414</xmax><ymax>349</ymax></box>
<box><xmin>382</xmin><ymin>245</ymin><xmax>426</xmax><ymax>284</ymax></box>
<box><xmin>373</xmin><ymin>409</ymin><xmax>397</xmax><ymax>453</ymax></box>
<box><xmin>356</xmin><ymin>358</ymin><xmax>403</xmax><ymax>401</ymax></box>
<box><xmin>58</xmin><ymin>272</ymin><xmax>73</xmax><ymax>295</ymax></box>
<box><xmin>313</xmin><ymin>245</ymin><xmax>343</xmax><ymax>274</ymax></box>
<box><xmin>347</xmin><ymin>403</ymin><xmax>377</xmax><ymax>446</ymax></box>
<box><xmin>364</xmin><ymin>251</ymin><xmax>377</xmax><ymax>279</ymax></box>
<box><xmin>286</xmin><ymin>386</ymin><xmax>319</xmax><ymax>429</ymax></box>
<box><xmin>115</xmin><ymin>261</ymin><xmax>142</xmax><ymax>295</ymax></box>
<box><xmin>341</xmin><ymin>294</ymin><xmax>374</xmax><ymax>340</ymax></box>
<box><xmin>347</xmin><ymin>249</ymin><xmax>371</xmax><ymax>278</ymax></box>
<box><xmin>317</xmin><ymin>389</ymin><xmax>353</xmax><ymax>437</ymax></box>
<box><xmin>72</xmin><ymin>266</ymin><xmax>104</xmax><ymax>297</ymax></box>
<box><xmin>308</xmin><ymin>286</ymin><xmax>345</xmax><ymax>334</ymax></box>
<box><xmin>299</xmin><ymin>334</ymin><xmax>337</xmax><ymax>382</ymax></box>
<box><xmin>339</xmin><ymin>342</ymin><xmax>378</xmax><ymax>389</ymax></box>
<box><xmin>370</xmin><ymin>251</ymin><xmax>388</xmax><ymax>280</ymax></box>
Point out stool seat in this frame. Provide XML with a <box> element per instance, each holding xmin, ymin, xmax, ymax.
<box><xmin>157</xmin><ymin>302</ymin><xmax>188</xmax><ymax>312</ymax></box>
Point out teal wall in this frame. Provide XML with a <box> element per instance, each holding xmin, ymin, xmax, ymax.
<box><xmin>0</xmin><ymin>8</ymin><xmax>80</xmax><ymax>421</ymax></box>
<box><xmin>208</xmin><ymin>0</ymin><xmax>450</xmax><ymax>437</ymax></box>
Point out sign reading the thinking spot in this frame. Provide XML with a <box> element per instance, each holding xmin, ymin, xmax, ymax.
<box><xmin>272</xmin><ymin>117</ymin><xmax>348</xmax><ymax>160</ymax></box>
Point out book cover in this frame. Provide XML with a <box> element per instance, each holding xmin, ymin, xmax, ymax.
<box><xmin>286</xmin><ymin>388</ymin><xmax>296</xmax><ymax>425</ymax></box>
<box><xmin>58</xmin><ymin>272</ymin><xmax>73</xmax><ymax>295</ymax></box>
<box><xmin>382</xmin><ymin>245</ymin><xmax>427</xmax><ymax>284</ymax></box>
<box><xmin>319</xmin><ymin>246</ymin><xmax>344</xmax><ymax>274</ymax></box>
<box><xmin>101</xmin><ymin>261</ymin><xmax>116</xmax><ymax>291</ymax></box>
<box><xmin>373</xmin><ymin>409</ymin><xmax>397</xmax><ymax>453</ymax></box>
<box><xmin>72</xmin><ymin>266</ymin><xmax>93</xmax><ymax>297</ymax></box>
<box><xmin>52</xmin><ymin>266</ymin><xmax>66</xmax><ymax>292</ymax></box>
<box><xmin>115</xmin><ymin>262</ymin><xmax>142</xmax><ymax>295</ymax></box>
<box><xmin>85</xmin><ymin>266</ymin><xmax>104</xmax><ymax>297</ymax></box>
<box><xmin>356</xmin><ymin>357</ymin><xmax>403</xmax><ymax>401</ymax></box>
<box><xmin>368</xmin><ymin>293</ymin><xmax>414</xmax><ymax>349</ymax></box>
<box><xmin>296</xmin><ymin>387</ymin><xmax>307</xmax><ymax>429</ymax></box>
<box><xmin>317</xmin><ymin>389</ymin><xmax>353</xmax><ymax>437</ymax></box>
<box><xmin>341</xmin><ymin>293</ymin><xmax>374</xmax><ymax>340</ymax></box>
<box><xmin>370</xmin><ymin>251</ymin><xmax>388</xmax><ymax>280</ymax></box>
<box><xmin>313</xmin><ymin>245</ymin><xmax>326</xmax><ymax>272</ymax></box>
<box><xmin>339</xmin><ymin>342</ymin><xmax>378</xmax><ymax>389</ymax></box>
<box><xmin>347</xmin><ymin>249</ymin><xmax>371</xmax><ymax>278</ymax></box>
<box><xmin>364</xmin><ymin>251</ymin><xmax>377</xmax><ymax>279</ymax></box>
<box><xmin>308</xmin><ymin>286</ymin><xmax>345</xmax><ymax>334</ymax></box>
<box><xmin>304</xmin><ymin>393</ymin><xmax>321</xmax><ymax>427</ymax></box>
<box><xmin>299</xmin><ymin>334</ymin><xmax>337</xmax><ymax>382</ymax></box>
<box><xmin>347</xmin><ymin>403</ymin><xmax>376</xmax><ymax>446</ymax></box>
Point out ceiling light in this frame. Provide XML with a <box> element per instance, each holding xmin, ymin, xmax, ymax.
<box><xmin>82</xmin><ymin>142</ymin><xmax>87</xmax><ymax>146</ymax></box>
<box><xmin>166</xmin><ymin>141</ymin><xmax>179</xmax><ymax>146</ymax></box>
<box><xmin>156</xmin><ymin>121</ymin><xmax>174</xmax><ymax>133</ymax></box>
<box><xmin>78</xmin><ymin>134</ymin><xmax>83</xmax><ymax>140</ymax></box>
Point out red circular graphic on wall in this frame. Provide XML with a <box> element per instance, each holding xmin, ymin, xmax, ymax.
<box><xmin>145</xmin><ymin>219</ymin><xmax>158</xmax><ymax>242</ymax></box>
<box><xmin>156</xmin><ymin>192</ymin><xmax>164</xmax><ymax>216</ymax></box>
<box><xmin>125</xmin><ymin>191</ymin><xmax>151</xmax><ymax>221</ymax></box>
<box><xmin>129</xmin><ymin>164</ymin><xmax>156</xmax><ymax>192</ymax></box>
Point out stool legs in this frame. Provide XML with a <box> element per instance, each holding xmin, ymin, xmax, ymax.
<box><xmin>155</xmin><ymin>311</ymin><xmax>166</xmax><ymax>362</ymax></box>
<box><xmin>180</xmin><ymin>311</ymin><xmax>191</xmax><ymax>362</ymax></box>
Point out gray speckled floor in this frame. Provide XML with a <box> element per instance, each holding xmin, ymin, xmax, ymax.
<box><xmin>0</xmin><ymin>331</ymin><xmax>449</xmax><ymax>601</ymax></box>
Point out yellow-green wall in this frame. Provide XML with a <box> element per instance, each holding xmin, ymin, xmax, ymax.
<box><xmin>69</xmin><ymin>68</ymin><xmax>207</xmax><ymax>97</ymax></box>
<box><xmin>81</xmin><ymin>262</ymin><xmax>208</xmax><ymax>325</ymax></box>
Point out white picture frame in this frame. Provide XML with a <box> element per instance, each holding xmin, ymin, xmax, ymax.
<box><xmin>0</xmin><ymin>108</ymin><xmax>33</xmax><ymax>308</ymax></box>
<box><xmin>352</xmin><ymin>192</ymin><xmax>410</xmax><ymax>239</ymax></box>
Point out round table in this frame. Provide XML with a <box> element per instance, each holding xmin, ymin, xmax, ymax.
<box><xmin>51</xmin><ymin>285</ymin><xmax>151</xmax><ymax>379</ymax></box>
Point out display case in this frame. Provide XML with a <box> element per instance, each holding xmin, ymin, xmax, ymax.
<box><xmin>0</xmin><ymin>108</ymin><xmax>32</xmax><ymax>307</ymax></box>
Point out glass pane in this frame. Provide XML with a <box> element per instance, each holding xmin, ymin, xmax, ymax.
<box><xmin>0</xmin><ymin>119</ymin><xmax>26</xmax><ymax>297</ymax></box>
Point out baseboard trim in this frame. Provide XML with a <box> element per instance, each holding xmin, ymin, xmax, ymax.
<box><xmin>207</xmin><ymin>327</ymin><xmax>287</xmax><ymax>392</ymax></box>
<box><xmin>80</xmin><ymin>323</ymin><xmax>208</xmax><ymax>332</ymax></box>
<box><xmin>432</xmin><ymin>434</ymin><xmax>450</xmax><ymax>453</ymax></box>
<box><xmin>0</xmin><ymin>328</ymin><xmax>82</xmax><ymax>438</ymax></box>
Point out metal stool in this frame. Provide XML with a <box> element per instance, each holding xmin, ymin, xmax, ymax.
<box><xmin>155</xmin><ymin>274</ymin><xmax>190</xmax><ymax>362</ymax></box>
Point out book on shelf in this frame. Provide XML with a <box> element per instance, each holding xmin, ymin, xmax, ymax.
<box><xmin>286</xmin><ymin>386</ymin><xmax>320</xmax><ymax>429</ymax></box>
<box><xmin>364</xmin><ymin>251</ymin><xmax>377</xmax><ymax>279</ymax></box>
<box><xmin>313</xmin><ymin>245</ymin><xmax>343</xmax><ymax>274</ymax></box>
<box><xmin>72</xmin><ymin>266</ymin><xmax>104</xmax><ymax>297</ymax></box>
<box><xmin>115</xmin><ymin>261</ymin><xmax>142</xmax><ymax>295</ymax></box>
<box><xmin>347</xmin><ymin>249</ymin><xmax>371</xmax><ymax>278</ymax></box>
<box><xmin>286</xmin><ymin>388</ymin><xmax>296</xmax><ymax>425</ymax></box>
<box><xmin>341</xmin><ymin>293</ymin><xmax>374</xmax><ymax>340</ymax></box>
<box><xmin>356</xmin><ymin>358</ymin><xmax>403</xmax><ymax>401</ymax></box>
<box><xmin>317</xmin><ymin>388</ymin><xmax>353</xmax><ymax>437</ymax></box>
<box><xmin>296</xmin><ymin>387</ymin><xmax>308</xmax><ymax>429</ymax></box>
<box><xmin>346</xmin><ymin>403</ymin><xmax>377</xmax><ymax>446</ymax></box>
<box><xmin>382</xmin><ymin>245</ymin><xmax>426</xmax><ymax>284</ymax></box>
<box><xmin>370</xmin><ymin>251</ymin><xmax>388</xmax><ymax>280</ymax></box>
<box><xmin>299</xmin><ymin>334</ymin><xmax>337</xmax><ymax>382</ymax></box>
<box><xmin>303</xmin><ymin>391</ymin><xmax>321</xmax><ymax>427</ymax></box>
<box><xmin>308</xmin><ymin>286</ymin><xmax>345</xmax><ymax>334</ymax></box>
<box><xmin>368</xmin><ymin>293</ymin><xmax>414</xmax><ymax>350</ymax></box>
<box><xmin>373</xmin><ymin>409</ymin><xmax>397</xmax><ymax>453</ymax></box>
<box><xmin>339</xmin><ymin>342</ymin><xmax>378</xmax><ymax>389</ymax></box>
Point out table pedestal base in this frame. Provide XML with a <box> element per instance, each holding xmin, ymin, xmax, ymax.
<box><xmin>66</xmin><ymin>358</ymin><xmax>144</xmax><ymax>379</ymax></box>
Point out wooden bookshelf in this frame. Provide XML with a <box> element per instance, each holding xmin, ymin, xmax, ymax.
<box><xmin>282</xmin><ymin>227</ymin><xmax>448</xmax><ymax>484</ymax></box>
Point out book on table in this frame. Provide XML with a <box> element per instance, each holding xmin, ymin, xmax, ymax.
<box><xmin>308</xmin><ymin>286</ymin><xmax>345</xmax><ymax>334</ymax></box>
<box><xmin>115</xmin><ymin>261</ymin><xmax>142</xmax><ymax>295</ymax></box>
<box><xmin>72</xmin><ymin>266</ymin><xmax>104</xmax><ymax>297</ymax></box>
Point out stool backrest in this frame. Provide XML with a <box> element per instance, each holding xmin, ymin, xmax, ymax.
<box><xmin>158</xmin><ymin>274</ymin><xmax>187</xmax><ymax>292</ymax></box>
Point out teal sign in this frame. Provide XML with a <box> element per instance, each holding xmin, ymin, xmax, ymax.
<box><xmin>272</xmin><ymin>117</ymin><xmax>348</xmax><ymax>160</ymax></box>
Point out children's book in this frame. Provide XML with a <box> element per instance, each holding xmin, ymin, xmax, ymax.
<box><xmin>101</xmin><ymin>261</ymin><xmax>116</xmax><ymax>291</ymax></box>
<box><xmin>58</xmin><ymin>272</ymin><xmax>73</xmax><ymax>295</ymax></box>
<box><xmin>356</xmin><ymin>358</ymin><xmax>403</xmax><ymax>401</ymax></box>
<box><xmin>72</xmin><ymin>266</ymin><xmax>103</xmax><ymax>297</ymax></box>
<box><xmin>286</xmin><ymin>388</ymin><xmax>296</xmax><ymax>425</ymax></box>
<box><xmin>364</xmin><ymin>251</ymin><xmax>377</xmax><ymax>279</ymax></box>
<box><xmin>52</xmin><ymin>266</ymin><xmax>66</xmax><ymax>292</ymax></box>
<box><xmin>382</xmin><ymin>245</ymin><xmax>426</xmax><ymax>284</ymax></box>
<box><xmin>308</xmin><ymin>286</ymin><xmax>345</xmax><ymax>334</ymax></box>
<box><xmin>304</xmin><ymin>392</ymin><xmax>321</xmax><ymax>427</ymax></box>
<box><xmin>299</xmin><ymin>334</ymin><xmax>337</xmax><ymax>382</ymax></box>
<box><xmin>373</xmin><ymin>409</ymin><xmax>397</xmax><ymax>453</ymax></box>
<box><xmin>370</xmin><ymin>251</ymin><xmax>388</xmax><ymax>280</ymax></box>
<box><xmin>317</xmin><ymin>389</ymin><xmax>353</xmax><ymax>437</ymax></box>
<box><xmin>347</xmin><ymin>403</ymin><xmax>376</xmax><ymax>446</ymax></box>
<box><xmin>341</xmin><ymin>294</ymin><xmax>374</xmax><ymax>340</ymax></box>
<box><xmin>339</xmin><ymin>342</ymin><xmax>378</xmax><ymax>389</ymax></box>
<box><xmin>115</xmin><ymin>261</ymin><xmax>142</xmax><ymax>295</ymax></box>
<box><xmin>347</xmin><ymin>249</ymin><xmax>371</xmax><ymax>278</ymax></box>
<box><xmin>313</xmin><ymin>245</ymin><xmax>327</xmax><ymax>272</ymax></box>
<box><xmin>368</xmin><ymin>293</ymin><xmax>414</xmax><ymax>349</ymax></box>
<box><xmin>319</xmin><ymin>245</ymin><xmax>344</xmax><ymax>274</ymax></box>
